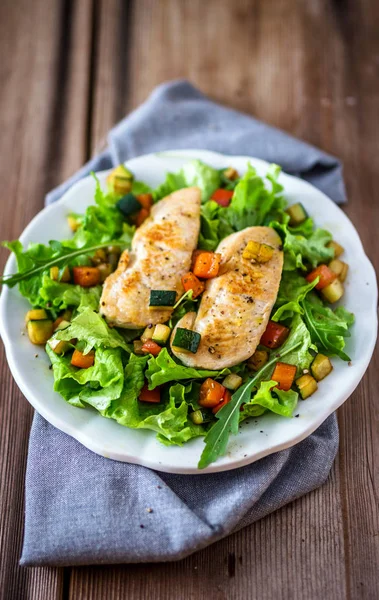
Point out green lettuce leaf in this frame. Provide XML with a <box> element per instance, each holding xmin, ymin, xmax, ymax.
<box><xmin>271</xmin><ymin>271</ymin><xmax>318</xmax><ymax>322</ymax></box>
<box><xmin>145</xmin><ymin>348</ymin><xmax>229</xmax><ymax>389</ymax></box>
<box><xmin>273</xmin><ymin>222</ymin><xmax>334</xmax><ymax>271</ymax></box>
<box><xmin>37</xmin><ymin>275</ymin><xmax>101</xmax><ymax>313</ymax></box>
<box><xmin>242</xmin><ymin>380</ymin><xmax>298</xmax><ymax>418</ymax></box>
<box><xmin>152</xmin><ymin>159</ymin><xmax>220</xmax><ymax>203</ymax></box>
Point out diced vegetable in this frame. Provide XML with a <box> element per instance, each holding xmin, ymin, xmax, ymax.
<box><xmin>172</xmin><ymin>328</ymin><xmax>201</xmax><ymax>353</ymax></box>
<box><xmin>329</xmin><ymin>259</ymin><xmax>348</xmax><ymax>282</ymax></box>
<box><xmin>199</xmin><ymin>378</ymin><xmax>226</xmax><ymax>408</ymax></box>
<box><xmin>133</xmin><ymin>340</ymin><xmax>144</xmax><ymax>355</ymax></box>
<box><xmin>135</xmin><ymin>208</ymin><xmax>150</xmax><ymax>227</ymax></box>
<box><xmin>47</xmin><ymin>338</ymin><xmax>70</xmax><ymax>355</ymax></box>
<box><xmin>72</xmin><ymin>266</ymin><xmax>101</xmax><ymax>287</ymax></box>
<box><xmin>321</xmin><ymin>278</ymin><xmax>344</xmax><ymax>303</ymax></box>
<box><xmin>311</xmin><ymin>353</ymin><xmax>333</xmax><ymax>381</ymax></box>
<box><xmin>116</xmin><ymin>193</ymin><xmax>141</xmax><ymax>217</ymax></box>
<box><xmin>107</xmin><ymin>165</ymin><xmax>134</xmax><ymax>195</ymax></box>
<box><xmin>108</xmin><ymin>252</ymin><xmax>120</xmax><ymax>271</ymax></box>
<box><xmin>193</xmin><ymin>251</ymin><xmax>221</xmax><ymax>279</ymax></box>
<box><xmin>149</xmin><ymin>290</ymin><xmax>177</xmax><ymax>308</ymax></box>
<box><xmin>306</xmin><ymin>265</ymin><xmax>337</xmax><ymax>290</ymax></box>
<box><xmin>212</xmin><ymin>389</ymin><xmax>232</xmax><ymax>414</ymax></box>
<box><xmin>272</xmin><ymin>362</ymin><xmax>297</xmax><ymax>391</ymax></box>
<box><xmin>152</xmin><ymin>324</ymin><xmax>171</xmax><ymax>344</ymax></box>
<box><xmin>25</xmin><ymin>309</ymin><xmax>48</xmax><ymax>323</ymax></box>
<box><xmin>285</xmin><ymin>203</ymin><xmax>308</xmax><ymax>226</ymax></box>
<box><xmin>139</xmin><ymin>384</ymin><xmax>161</xmax><ymax>403</ymax></box>
<box><xmin>67</xmin><ymin>215</ymin><xmax>81</xmax><ymax>232</ymax></box>
<box><xmin>247</xmin><ymin>349</ymin><xmax>269</xmax><ymax>371</ymax></box>
<box><xmin>260</xmin><ymin>321</ymin><xmax>289</xmax><ymax>349</ymax></box>
<box><xmin>141</xmin><ymin>325</ymin><xmax>154</xmax><ymax>343</ymax></box>
<box><xmin>27</xmin><ymin>320</ymin><xmax>54</xmax><ymax>345</ymax></box>
<box><xmin>91</xmin><ymin>249</ymin><xmax>108</xmax><ymax>265</ymax></box>
<box><xmin>141</xmin><ymin>340</ymin><xmax>162</xmax><ymax>356</ymax></box>
<box><xmin>242</xmin><ymin>241</ymin><xmax>274</xmax><ymax>263</ymax></box>
<box><xmin>222</xmin><ymin>373</ymin><xmax>243</xmax><ymax>390</ymax></box>
<box><xmin>223</xmin><ymin>167</ymin><xmax>239</xmax><ymax>180</ymax></box>
<box><xmin>98</xmin><ymin>263</ymin><xmax>113</xmax><ymax>282</ymax></box>
<box><xmin>71</xmin><ymin>349</ymin><xmax>95</xmax><ymax>368</ymax></box>
<box><xmin>53</xmin><ymin>311</ymin><xmax>72</xmax><ymax>331</ymax></box>
<box><xmin>54</xmin><ymin>319</ymin><xmax>71</xmax><ymax>332</ymax></box>
<box><xmin>189</xmin><ymin>409</ymin><xmax>211</xmax><ymax>425</ymax></box>
<box><xmin>296</xmin><ymin>374</ymin><xmax>318</xmax><ymax>399</ymax></box>
<box><xmin>181</xmin><ymin>272</ymin><xmax>205</xmax><ymax>299</ymax></box>
<box><xmin>136</xmin><ymin>193</ymin><xmax>153</xmax><ymax>210</ymax></box>
<box><xmin>327</xmin><ymin>240</ymin><xmax>344</xmax><ymax>258</ymax></box>
<box><xmin>211</xmin><ymin>188</ymin><xmax>234</xmax><ymax>207</ymax></box>
<box><xmin>50</xmin><ymin>265</ymin><xmax>71</xmax><ymax>282</ymax></box>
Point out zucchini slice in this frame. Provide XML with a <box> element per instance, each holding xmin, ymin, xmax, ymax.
<box><xmin>321</xmin><ymin>278</ymin><xmax>344</xmax><ymax>303</ymax></box>
<box><xmin>189</xmin><ymin>409</ymin><xmax>212</xmax><ymax>425</ymax></box>
<box><xmin>116</xmin><ymin>193</ymin><xmax>141</xmax><ymax>217</ymax></box>
<box><xmin>327</xmin><ymin>240</ymin><xmax>344</xmax><ymax>258</ymax></box>
<box><xmin>222</xmin><ymin>373</ymin><xmax>243</xmax><ymax>390</ymax></box>
<box><xmin>27</xmin><ymin>319</ymin><xmax>54</xmax><ymax>345</ymax></box>
<box><xmin>25</xmin><ymin>309</ymin><xmax>48</xmax><ymax>323</ymax></box>
<box><xmin>172</xmin><ymin>328</ymin><xmax>201</xmax><ymax>353</ymax></box>
<box><xmin>286</xmin><ymin>203</ymin><xmax>308</xmax><ymax>226</ymax></box>
<box><xmin>296</xmin><ymin>374</ymin><xmax>318</xmax><ymax>399</ymax></box>
<box><xmin>149</xmin><ymin>290</ymin><xmax>176</xmax><ymax>308</ymax></box>
<box><xmin>152</xmin><ymin>324</ymin><xmax>171</xmax><ymax>344</ymax></box>
<box><xmin>311</xmin><ymin>354</ymin><xmax>333</xmax><ymax>381</ymax></box>
<box><xmin>141</xmin><ymin>325</ymin><xmax>154</xmax><ymax>343</ymax></box>
<box><xmin>329</xmin><ymin>259</ymin><xmax>348</xmax><ymax>283</ymax></box>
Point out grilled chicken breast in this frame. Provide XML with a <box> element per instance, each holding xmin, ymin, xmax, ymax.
<box><xmin>171</xmin><ymin>226</ymin><xmax>283</xmax><ymax>369</ymax></box>
<box><xmin>100</xmin><ymin>187</ymin><xmax>201</xmax><ymax>328</ymax></box>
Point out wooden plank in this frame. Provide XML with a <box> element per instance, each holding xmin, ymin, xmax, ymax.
<box><xmin>0</xmin><ymin>0</ymin><xmax>94</xmax><ymax>598</ymax></box>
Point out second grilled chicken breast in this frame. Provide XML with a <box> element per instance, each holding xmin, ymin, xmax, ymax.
<box><xmin>100</xmin><ymin>187</ymin><xmax>201</xmax><ymax>328</ymax></box>
<box><xmin>171</xmin><ymin>226</ymin><xmax>283</xmax><ymax>369</ymax></box>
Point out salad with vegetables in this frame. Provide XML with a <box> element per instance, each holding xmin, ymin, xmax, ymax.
<box><xmin>0</xmin><ymin>159</ymin><xmax>354</xmax><ymax>469</ymax></box>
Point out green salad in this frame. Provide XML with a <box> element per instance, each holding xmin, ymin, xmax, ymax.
<box><xmin>0</xmin><ymin>160</ymin><xmax>354</xmax><ymax>468</ymax></box>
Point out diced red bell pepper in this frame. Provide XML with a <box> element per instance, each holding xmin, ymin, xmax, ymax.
<box><xmin>137</xmin><ymin>193</ymin><xmax>153</xmax><ymax>210</ymax></box>
<box><xmin>139</xmin><ymin>384</ymin><xmax>161</xmax><ymax>403</ymax></box>
<box><xmin>211</xmin><ymin>188</ymin><xmax>234</xmax><ymax>207</ymax></box>
<box><xmin>260</xmin><ymin>321</ymin><xmax>289</xmax><ymax>349</ymax></box>
<box><xmin>271</xmin><ymin>362</ymin><xmax>297</xmax><ymax>391</ymax></box>
<box><xmin>212</xmin><ymin>389</ymin><xmax>232</xmax><ymax>414</ymax></box>
<box><xmin>135</xmin><ymin>208</ymin><xmax>150</xmax><ymax>227</ymax></box>
<box><xmin>199</xmin><ymin>378</ymin><xmax>225</xmax><ymax>408</ymax></box>
<box><xmin>306</xmin><ymin>265</ymin><xmax>337</xmax><ymax>290</ymax></box>
<box><xmin>141</xmin><ymin>340</ymin><xmax>162</xmax><ymax>356</ymax></box>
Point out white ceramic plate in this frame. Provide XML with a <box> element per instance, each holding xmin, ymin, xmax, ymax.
<box><xmin>0</xmin><ymin>150</ymin><xmax>377</xmax><ymax>474</ymax></box>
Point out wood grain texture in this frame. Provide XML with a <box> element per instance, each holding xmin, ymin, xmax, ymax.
<box><xmin>0</xmin><ymin>0</ymin><xmax>378</xmax><ymax>599</ymax></box>
<box><xmin>0</xmin><ymin>0</ymin><xmax>93</xmax><ymax>598</ymax></box>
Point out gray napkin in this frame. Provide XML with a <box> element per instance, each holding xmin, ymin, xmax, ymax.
<box><xmin>21</xmin><ymin>80</ymin><xmax>345</xmax><ymax>566</ymax></box>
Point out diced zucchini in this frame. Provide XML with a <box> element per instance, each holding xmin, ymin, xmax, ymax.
<box><xmin>141</xmin><ymin>325</ymin><xmax>154</xmax><ymax>343</ymax></box>
<box><xmin>327</xmin><ymin>240</ymin><xmax>344</xmax><ymax>258</ymax></box>
<box><xmin>223</xmin><ymin>167</ymin><xmax>239</xmax><ymax>180</ymax></box>
<box><xmin>247</xmin><ymin>349</ymin><xmax>269</xmax><ymax>371</ymax></box>
<box><xmin>25</xmin><ymin>309</ymin><xmax>48</xmax><ymax>323</ymax></box>
<box><xmin>50</xmin><ymin>265</ymin><xmax>70</xmax><ymax>282</ymax></box>
<box><xmin>116</xmin><ymin>193</ymin><xmax>141</xmax><ymax>217</ymax></box>
<box><xmin>152</xmin><ymin>324</ymin><xmax>171</xmax><ymax>344</ymax></box>
<box><xmin>47</xmin><ymin>337</ymin><xmax>70</xmax><ymax>355</ymax></box>
<box><xmin>149</xmin><ymin>290</ymin><xmax>176</xmax><ymax>308</ymax></box>
<box><xmin>91</xmin><ymin>249</ymin><xmax>108</xmax><ymax>265</ymax></box>
<box><xmin>329</xmin><ymin>259</ymin><xmax>348</xmax><ymax>283</ymax></box>
<box><xmin>172</xmin><ymin>328</ymin><xmax>201</xmax><ymax>353</ymax></box>
<box><xmin>67</xmin><ymin>214</ymin><xmax>81</xmax><ymax>232</ymax></box>
<box><xmin>222</xmin><ymin>373</ymin><xmax>243</xmax><ymax>390</ymax></box>
<box><xmin>55</xmin><ymin>319</ymin><xmax>71</xmax><ymax>331</ymax></box>
<box><xmin>321</xmin><ymin>278</ymin><xmax>344</xmax><ymax>303</ymax></box>
<box><xmin>107</xmin><ymin>165</ymin><xmax>134</xmax><ymax>195</ymax></box>
<box><xmin>311</xmin><ymin>353</ymin><xmax>333</xmax><ymax>381</ymax></box>
<box><xmin>27</xmin><ymin>320</ymin><xmax>54</xmax><ymax>345</ymax></box>
<box><xmin>189</xmin><ymin>409</ymin><xmax>212</xmax><ymax>425</ymax></box>
<box><xmin>243</xmin><ymin>241</ymin><xmax>274</xmax><ymax>263</ymax></box>
<box><xmin>133</xmin><ymin>340</ymin><xmax>144</xmax><ymax>355</ymax></box>
<box><xmin>285</xmin><ymin>203</ymin><xmax>308</xmax><ymax>226</ymax></box>
<box><xmin>98</xmin><ymin>263</ymin><xmax>113</xmax><ymax>282</ymax></box>
<box><xmin>296</xmin><ymin>374</ymin><xmax>318</xmax><ymax>399</ymax></box>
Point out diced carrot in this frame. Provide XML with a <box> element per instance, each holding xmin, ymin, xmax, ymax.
<box><xmin>141</xmin><ymin>340</ymin><xmax>162</xmax><ymax>356</ymax></box>
<box><xmin>211</xmin><ymin>188</ymin><xmax>234</xmax><ymax>207</ymax></box>
<box><xmin>191</xmin><ymin>249</ymin><xmax>203</xmax><ymax>269</ymax></box>
<box><xmin>199</xmin><ymin>378</ymin><xmax>225</xmax><ymax>408</ymax></box>
<box><xmin>306</xmin><ymin>265</ymin><xmax>337</xmax><ymax>290</ymax></box>
<box><xmin>181</xmin><ymin>272</ymin><xmax>205</xmax><ymax>298</ymax></box>
<box><xmin>71</xmin><ymin>349</ymin><xmax>95</xmax><ymax>369</ymax></box>
<box><xmin>271</xmin><ymin>362</ymin><xmax>297</xmax><ymax>391</ymax></box>
<box><xmin>212</xmin><ymin>389</ymin><xmax>232</xmax><ymax>414</ymax></box>
<box><xmin>193</xmin><ymin>252</ymin><xmax>221</xmax><ymax>279</ymax></box>
<box><xmin>260</xmin><ymin>321</ymin><xmax>289</xmax><ymax>349</ymax></box>
<box><xmin>135</xmin><ymin>208</ymin><xmax>150</xmax><ymax>227</ymax></box>
<box><xmin>137</xmin><ymin>193</ymin><xmax>153</xmax><ymax>210</ymax></box>
<box><xmin>72</xmin><ymin>266</ymin><xmax>101</xmax><ymax>287</ymax></box>
<box><xmin>139</xmin><ymin>384</ymin><xmax>161</xmax><ymax>403</ymax></box>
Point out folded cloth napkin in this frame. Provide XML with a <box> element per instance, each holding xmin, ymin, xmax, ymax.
<box><xmin>21</xmin><ymin>80</ymin><xmax>345</xmax><ymax>566</ymax></box>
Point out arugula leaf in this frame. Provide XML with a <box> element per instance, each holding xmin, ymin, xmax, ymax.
<box><xmin>55</xmin><ymin>307</ymin><xmax>131</xmax><ymax>354</ymax></box>
<box><xmin>302</xmin><ymin>294</ymin><xmax>354</xmax><ymax>360</ymax></box>
<box><xmin>271</xmin><ymin>271</ymin><xmax>318</xmax><ymax>322</ymax></box>
<box><xmin>145</xmin><ymin>348</ymin><xmax>229</xmax><ymax>389</ymax></box>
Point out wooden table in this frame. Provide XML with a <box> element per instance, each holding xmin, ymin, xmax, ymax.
<box><xmin>0</xmin><ymin>1</ymin><xmax>378</xmax><ymax>598</ymax></box>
